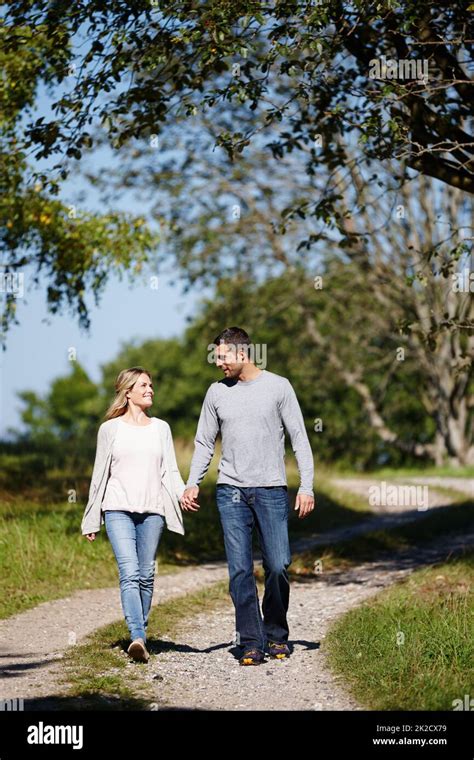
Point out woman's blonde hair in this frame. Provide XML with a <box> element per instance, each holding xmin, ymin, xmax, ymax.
<box><xmin>104</xmin><ymin>366</ymin><xmax>153</xmax><ymax>420</ymax></box>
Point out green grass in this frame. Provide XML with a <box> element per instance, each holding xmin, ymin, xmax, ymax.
<box><xmin>288</xmin><ymin>499</ymin><xmax>474</xmax><ymax>577</ymax></box>
<box><xmin>324</xmin><ymin>551</ymin><xmax>474</xmax><ymax>710</ymax></box>
<box><xmin>58</xmin><ymin>581</ymin><xmax>230</xmax><ymax>709</ymax></box>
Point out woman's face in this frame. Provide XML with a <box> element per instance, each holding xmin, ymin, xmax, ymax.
<box><xmin>126</xmin><ymin>373</ymin><xmax>154</xmax><ymax>409</ymax></box>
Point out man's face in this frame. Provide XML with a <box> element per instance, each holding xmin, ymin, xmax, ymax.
<box><xmin>215</xmin><ymin>343</ymin><xmax>245</xmax><ymax>378</ymax></box>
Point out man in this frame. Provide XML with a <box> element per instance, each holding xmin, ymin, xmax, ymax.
<box><xmin>181</xmin><ymin>326</ymin><xmax>315</xmax><ymax>665</ymax></box>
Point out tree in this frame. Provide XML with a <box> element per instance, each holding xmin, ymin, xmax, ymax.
<box><xmin>0</xmin><ymin>20</ymin><xmax>159</xmax><ymax>342</ymax></box>
<box><xmin>3</xmin><ymin>1</ymin><xmax>473</xmax><ymax>340</ymax></box>
<box><xmin>4</xmin><ymin>0</ymin><xmax>473</xmax><ymax>194</ymax></box>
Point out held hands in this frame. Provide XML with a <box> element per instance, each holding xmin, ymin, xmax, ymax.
<box><xmin>295</xmin><ymin>492</ymin><xmax>315</xmax><ymax>519</ymax></box>
<box><xmin>85</xmin><ymin>533</ymin><xmax>96</xmax><ymax>542</ymax></box>
<box><xmin>180</xmin><ymin>486</ymin><xmax>200</xmax><ymax>512</ymax></box>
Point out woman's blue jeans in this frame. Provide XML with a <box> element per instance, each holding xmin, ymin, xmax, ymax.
<box><xmin>104</xmin><ymin>510</ymin><xmax>165</xmax><ymax>643</ymax></box>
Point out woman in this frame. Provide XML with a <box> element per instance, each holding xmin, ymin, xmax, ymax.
<box><xmin>81</xmin><ymin>366</ymin><xmax>186</xmax><ymax>663</ymax></box>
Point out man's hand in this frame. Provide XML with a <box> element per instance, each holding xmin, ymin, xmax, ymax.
<box><xmin>85</xmin><ymin>533</ymin><xmax>96</xmax><ymax>542</ymax></box>
<box><xmin>294</xmin><ymin>493</ymin><xmax>315</xmax><ymax>519</ymax></box>
<box><xmin>181</xmin><ymin>486</ymin><xmax>200</xmax><ymax>512</ymax></box>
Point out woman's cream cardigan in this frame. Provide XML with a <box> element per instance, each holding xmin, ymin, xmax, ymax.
<box><xmin>81</xmin><ymin>416</ymin><xmax>185</xmax><ymax>536</ymax></box>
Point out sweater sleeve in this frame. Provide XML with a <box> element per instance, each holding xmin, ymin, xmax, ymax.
<box><xmin>186</xmin><ymin>385</ymin><xmax>219</xmax><ymax>487</ymax></box>
<box><xmin>279</xmin><ymin>379</ymin><xmax>314</xmax><ymax>496</ymax></box>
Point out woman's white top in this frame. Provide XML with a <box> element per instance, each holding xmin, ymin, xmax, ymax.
<box><xmin>102</xmin><ymin>417</ymin><xmax>165</xmax><ymax>515</ymax></box>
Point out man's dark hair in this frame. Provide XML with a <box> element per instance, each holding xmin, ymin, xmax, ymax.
<box><xmin>213</xmin><ymin>326</ymin><xmax>251</xmax><ymax>355</ymax></box>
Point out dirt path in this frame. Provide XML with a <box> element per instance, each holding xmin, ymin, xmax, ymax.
<box><xmin>1</xmin><ymin>477</ymin><xmax>471</xmax><ymax>709</ymax></box>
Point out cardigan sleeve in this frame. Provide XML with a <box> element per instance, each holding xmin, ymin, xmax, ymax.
<box><xmin>86</xmin><ymin>422</ymin><xmax>108</xmax><ymax>502</ymax></box>
<box><xmin>164</xmin><ymin>421</ymin><xmax>186</xmax><ymax>500</ymax></box>
<box><xmin>81</xmin><ymin>422</ymin><xmax>110</xmax><ymax>535</ymax></box>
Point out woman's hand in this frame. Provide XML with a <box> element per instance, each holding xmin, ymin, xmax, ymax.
<box><xmin>85</xmin><ymin>533</ymin><xmax>96</xmax><ymax>542</ymax></box>
<box><xmin>181</xmin><ymin>486</ymin><xmax>200</xmax><ymax>512</ymax></box>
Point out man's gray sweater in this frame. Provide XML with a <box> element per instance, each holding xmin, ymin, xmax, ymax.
<box><xmin>186</xmin><ymin>370</ymin><xmax>314</xmax><ymax>495</ymax></box>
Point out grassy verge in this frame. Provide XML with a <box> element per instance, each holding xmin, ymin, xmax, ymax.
<box><xmin>57</xmin><ymin>581</ymin><xmax>230</xmax><ymax>710</ymax></box>
<box><xmin>287</xmin><ymin>499</ymin><xmax>474</xmax><ymax>577</ymax></box>
<box><xmin>324</xmin><ymin>551</ymin><xmax>474</xmax><ymax>710</ymax></box>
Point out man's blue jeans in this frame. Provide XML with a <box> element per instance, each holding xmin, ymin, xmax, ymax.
<box><xmin>104</xmin><ymin>510</ymin><xmax>165</xmax><ymax>643</ymax></box>
<box><xmin>216</xmin><ymin>485</ymin><xmax>292</xmax><ymax>653</ymax></box>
